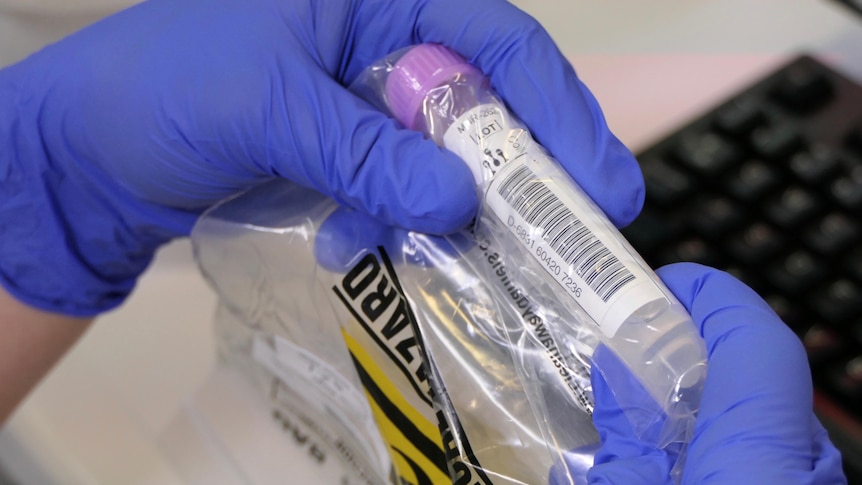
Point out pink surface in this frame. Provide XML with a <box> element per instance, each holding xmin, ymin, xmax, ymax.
<box><xmin>569</xmin><ymin>54</ymin><xmax>788</xmax><ymax>152</ymax></box>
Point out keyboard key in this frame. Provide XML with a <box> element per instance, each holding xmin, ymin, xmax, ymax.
<box><xmin>803</xmin><ymin>212</ymin><xmax>859</xmax><ymax>255</ymax></box>
<box><xmin>671</xmin><ymin>131</ymin><xmax>744</xmax><ymax>176</ymax></box>
<box><xmin>803</xmin><ymin>324</ymin><xmax>846</xmax><ymax>367</ymax></box>
<box><xmin>621</xmin><ymin>207</ymin><xmax>682</xmax><ymax>255</ymax></box>
<box><xmin>654</xmin><ymin>235</ymin><xmax>721</xmax><ymax>267</ymax></box>
<box><xmin>724</xmin><ymin>159</ymin><xmax>782</xmax><ymax>202</ymax></box>
<box><xmin>810</xmin><ymin>278</ymin><xmax>862</xmax><ymax>326</ymax></box>
<box><xmin>713</xmin><ymin>97</ymin><xmax>767</xmax><ymax>137</ymax></box>
<box><xmin>829</xmin><ymin>166</ymin><xmax>862</xmax><ymax>212</ymax></box>
<box><xmin>764</xmin><ymin>186</ymin><xmax>822</xmax><ymax>228</ymax></box>
<box><xmin>769</xmin><ymin>64</ymin><xmax>834</xmax><ymax>113</ymax></box>
<box><xmin>845</xmin><ymin>247</ymin><xmax>862</xmax><ymax>282</ymax></box>
<box><xmin>765</xmin><ymin>250</ymin><xmax>828</xmax><ymax>295</ymax></box>
<box><xmin>727</xmin><ymin>222</ymin><xmax>785</xmax><ymax>265</ymax></box>
<box><xmin>641</xmin><ymin>156</ymin><xmax>697</xmax><ymax>206</ymax></box>
<box><xmin>826</xmin><ymin>356</ymin><xmax>862</xmax><ymax>404</ymax></box>
<box><xmin>847</xmin><ymin>122</ymin><xmax>862</xmax><ymax>157</ymax></box>
<box><xmin>789</xmin><ymin>146</ymin><xmax>843</xmax><ymax>185</ymax></box>
<box><xmin>688</xmin><ymin>195</ymin><xmax>746</xmax><ymax>237</ymax></box>
<box><xmin>750</xmin><ymin>123</ymin><xmax>805</xmax><ymax>160</ymax></box>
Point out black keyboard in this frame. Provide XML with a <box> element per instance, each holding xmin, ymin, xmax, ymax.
<box><xmin>834</xmin><ymin>0</ymin><xmax>862</xmax><ymax>17</ymax></box>
<box><xmin>621</xmin><ymin>54</ymin><xmax>862</xmax><ymax>483</ymax></box>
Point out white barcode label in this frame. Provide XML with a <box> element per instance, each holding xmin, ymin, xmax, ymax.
<box><xmin>498</xmin><ymin>164</ymin><xmax>636</xmax><ymax>303</ymax></box>
<box><xmin>443</xmin><ymin>103</ymin><xmax>666</xmax><ymax>338</ymax></box>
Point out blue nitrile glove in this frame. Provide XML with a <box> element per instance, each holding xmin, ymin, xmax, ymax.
<box><xmin>551</xmin><ymin>263</ymin><xmax>846</xmax><ymax>484</ymax></box>
<box><xmin>0</xmin><ymin>0</ymin><xmax>642</xmax><ymax>316</ymax></box>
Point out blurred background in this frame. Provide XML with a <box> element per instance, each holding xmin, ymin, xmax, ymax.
<box><xmin>1</xmin><ymin>1</ymin><xmax>862</xmax><ymax>483</ymax></box>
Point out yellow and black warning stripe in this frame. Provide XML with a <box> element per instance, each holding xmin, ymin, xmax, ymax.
<box><xmin>343</xmin><ymin>331</ymin><xmax>450</xmax><ymax>485</ymax></box>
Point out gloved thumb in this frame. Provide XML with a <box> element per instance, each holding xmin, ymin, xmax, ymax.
<box><xmin>582</xmin><ymin>344</ymin><xmax>676</xmax><ymax>485</ymax></box>
<box><xmin>265</xmin><ymin>68</ymin><xmax>478</xmax><ymax>236</ymax></box>
<box><xmin>657</xmin><ymin>263</ymin><xmax>844</xmax><ymax>484</ymax></box>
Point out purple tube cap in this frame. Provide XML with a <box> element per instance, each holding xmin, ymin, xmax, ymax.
<box><xmin>385</xmin><ymin>43</ymin><xmax>482</xmax><ymax>129</ymax></box>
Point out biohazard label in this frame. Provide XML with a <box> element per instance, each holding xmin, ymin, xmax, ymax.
<box><xmin>334</xmin><ymin>248</ymin><xmax>495</xmax><ymax>485</ymax></box>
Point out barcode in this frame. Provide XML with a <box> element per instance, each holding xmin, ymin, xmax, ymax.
<box><xmin>497</xmin><ymin>165</ymin><xmax>636</xmax><ymax>302</ymax></box>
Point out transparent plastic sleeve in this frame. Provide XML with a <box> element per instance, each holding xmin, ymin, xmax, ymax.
<box><xmin>192</xmin><ymin>181</ymin><xmax>600</xmax><ymax>484</ymax></box>
<box><xmin>190</xmin><ymin>44</ymin><xmax>708</xmax><ymax>485</ymax></box>
<box><xmin>194</xmin><ymin>185</ymin><xmax>396</xmax><ymax>485</ymax></box>
<box><xmin>351</xmin><ymin>44</ymin><xmax>709</xmax><ymax>479</ymax></box>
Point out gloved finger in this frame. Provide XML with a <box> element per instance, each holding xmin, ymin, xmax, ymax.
<box><xmin>587</xmin><ymin>454</ymin><xmax>672</xmax><ymax>485</ymax></box>
<box><xmin>343</xmin><ymin>0</ymin><xmax>643</xmax><ymax>228</ymax></box>
<box><xmin>656</xmin><ymin>262</ymin><xmax>828</xmax><ymax>483</ymax></box>
<box><xmin>315</xmin><ymin>206</ymin><xmax>395</xmax><ymax>272</ymax></box>
<box><xmin>415</xmin><ymin>0</ymin><xmax>643</xmax><ymax>228</ymax></box>
<box><xmin>810</xmin><ymin>415</ymin><xmax>848</xmax><ymax>485</ymax></box>
<box><xmin>583</xmin><ymin>344</ymin><xmax>675</xmax><ymax>485</ymax></box>
<box><xmin>28</xmin><ymin>1</ymin><xmax>478</xmax><ymax>235</ymax></box>
<box><xmin>266</xmin><ymin>65</ymin><xmax>477</xmax><ymax>235</ymax></box>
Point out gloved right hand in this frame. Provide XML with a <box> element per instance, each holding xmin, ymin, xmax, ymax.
<box><xmin>568</xmin><ymin>263</ymin><xmax>846</xmax><ymax>484</ymax></box>
<box><xmin>0</xmin><ymin>0</ymin><xmax>642</xmax><ymax>318</ymax></box>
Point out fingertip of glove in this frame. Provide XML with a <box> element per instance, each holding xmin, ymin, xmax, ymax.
<box><xmin>589</xmin><ymin>132</ymin><xmax>645</xmax><ymax>228</ymax></box>
<box><xmin>608</xmin><ymin>148</ymin><xmax>645</xmax><ymax>228</ymax></box>
<box><xmin>656</xmin><ymin>262</ymin><xmax>806</xmax><ymax>364</ymax></box>
<box><xmin>655</xmin><ymin>262</ymin><xmax>715</xmax><ymax>286</ymax></box>
<box><xmin>655</xmin><ymin>262</ymin><xmax>766</xmax><ymax>312</ymax></box>
<box><xmin>315</xmin><ymin>207</ymin><xmax>386</xmax><ymax>272</ymax></box>
<box><xmin>552</xmin><ymin>128</ymin><xmax>644</xmax><ymax>228</ymax></box>
<box><xmin>383</xmin><ymin>149</ymin><xmax>478</xmax><ymax>235</ymax></box>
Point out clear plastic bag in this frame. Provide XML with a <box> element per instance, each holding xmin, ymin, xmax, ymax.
<box><xmin>190</xmin><ymin>44</ymin><xmax>708</xmax><ymax>485</ymax></box>
<box><xmin>354</xmin><ymin>44</ymin><xmax>708</xmax><ymax>475</ymax></box>
<box><xmin>193</xmin><ymin>180</ymin><xmax>600</xmax><ymax>484</ymax></box>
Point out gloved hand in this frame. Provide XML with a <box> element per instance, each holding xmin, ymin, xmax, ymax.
<box><xmin>560</xmin><ymin>263</ymin><xmax>846</xmax><ymax>484</ymax></box>
<box><xmin>0</xmin><ymin>0</ymin><xmax>643</xmax><ymax>316</ymax></box>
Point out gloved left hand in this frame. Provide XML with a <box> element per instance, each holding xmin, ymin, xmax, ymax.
<box><xmin>551</xmin><ymin>263</ymin><xmax>846</xmax><ymax>484</ymax></box>
<box><xmin>0</xmin><ymin>0</ymin><xmax>643</xmax><ymax>316</ymax></box>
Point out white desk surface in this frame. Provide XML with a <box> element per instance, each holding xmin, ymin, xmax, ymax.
<box><xmin>2</xmin><ymin>1</ymin><xmax>862</xmax><ymax>483</ymax></box>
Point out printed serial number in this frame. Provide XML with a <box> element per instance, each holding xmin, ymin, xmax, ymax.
<box><xmin>508</xmin><ymin>216</ymin><xmax>537</xmax><ymax>249</ymax></box>
<box><xmin>560</xmin><ymin>273</ymin><xmax>583</xmax><ymax>297</ymax></box>
<box><xmin>507</xmin><ymin>214</ymin><xmax>584</xmax><ymax>298</ymax></box>
<box><xmin>536</xmin><ymin>246</ymin><xmax>562</xmax><ymax>277</ymax></box>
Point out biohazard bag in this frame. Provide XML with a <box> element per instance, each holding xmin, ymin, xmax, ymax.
<box><xmin>188</xmin><ymin>44</ymin><xmax>707</xmax><ymax>485</ymax></box>
<box><xmin>192</xmin><ymin>180</ymin><xmax>603</xmax><ymax>484</ymax></box>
